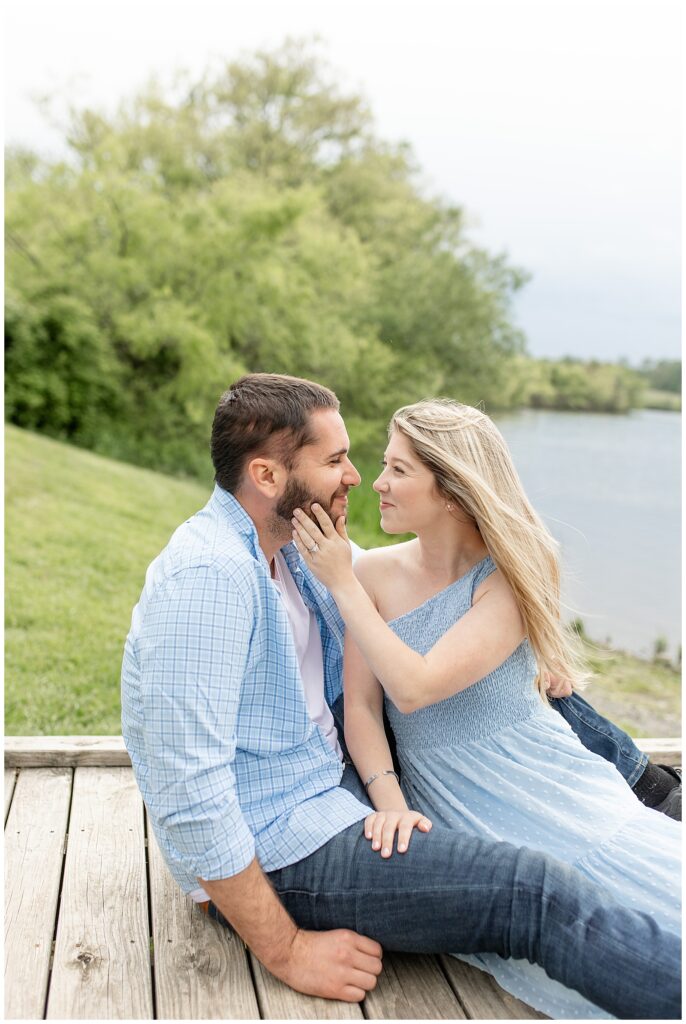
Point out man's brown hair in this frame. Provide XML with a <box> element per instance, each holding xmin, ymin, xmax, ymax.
<box><xmin>211</xmin><ymin>373</ymin><xmax>339</xmax><ymax>493</ymax></box>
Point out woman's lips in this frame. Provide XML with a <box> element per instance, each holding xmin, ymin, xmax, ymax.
<box><xmin>379</xmin><ymin>502</ymin><xmax>394</xmax><ymax>509</ymax></box>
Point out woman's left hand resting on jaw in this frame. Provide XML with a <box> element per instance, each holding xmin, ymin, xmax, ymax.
<box><xmin>291</xmin><ymin>505</ymin><xmax>356</xmax><ymax>593</ymax></box>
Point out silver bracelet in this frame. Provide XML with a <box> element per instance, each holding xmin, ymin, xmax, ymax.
<box><xmin>364</xmin><ymin>769</ymin><xmax>400</xmax><ymax>791</ymax></box>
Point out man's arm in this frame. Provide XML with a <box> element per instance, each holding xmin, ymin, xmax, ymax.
<box><xmin>140</xmin><ymin>567</ymin><xmax>381</xmax><ymax>1001</ymax></box>
<box><xmin>200</xmin><ymin>860</ymin><xmax>382</xmax><ymax>1001</ymax></box>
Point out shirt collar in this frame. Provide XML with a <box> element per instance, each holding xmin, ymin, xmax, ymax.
<box><xmin>210</xmin><ymin>484</ymin><xmax>270</xmax><ymax>570</ymax></box>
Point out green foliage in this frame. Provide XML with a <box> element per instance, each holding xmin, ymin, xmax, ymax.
<box><xmin>506</xmin><ymin>357</ymin><xmax>646</xmax><ymax>414</ymax></box>
<box><xmin>652</xmin><ymin>635</ymin><xmax>669</xmax><ymax>663</ymax></box>
<box><xmin>569</xmin><ymin>617</ymin><xmax>587</xmax><ymax>640</ymax></box>
<box><xmin>6</xmin><ymin>41</ymin><xmax>528</xmax><ymax>476</ymax></box>
<box><xmin>638</xmin><ymin>359</ymin><xmax>681</xmax><ymax>394</ymax></box>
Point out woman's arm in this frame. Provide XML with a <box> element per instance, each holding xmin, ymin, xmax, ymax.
<box><xmin>343</xmin><ymin>629</ymin><xmax>407</xmax><ymax>813</ymax></box>
<box><xmin>293</xmin><ymin>507</ymin><xmax>525</xmax><ymax>713</ymax></box>
<box><xmin>344</xmin><ymin>557</ymin><xmax>432</xmax><ymax>856</ymax></box>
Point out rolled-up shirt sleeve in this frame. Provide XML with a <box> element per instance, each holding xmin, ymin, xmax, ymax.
<box><xmin>138</xmin><ymin>565</ymin><xmax>256</xmax><ymax>880</ymax></box>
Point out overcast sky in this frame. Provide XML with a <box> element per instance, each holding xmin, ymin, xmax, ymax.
<box><xmin>4</xmin><ymin>0</ymin><xmax>681</xmax><ymax>362</ymax></box>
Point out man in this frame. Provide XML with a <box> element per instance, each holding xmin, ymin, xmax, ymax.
<box><xmin>121</xmin><ymin>373</ymin><xmax>680</xmax><ymax>1018</ymax></box>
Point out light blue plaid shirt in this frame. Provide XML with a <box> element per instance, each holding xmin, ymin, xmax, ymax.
<box><xmin>121</xmin><ymin>485</ymin><xmax>370</xmax><ymax>894</ymax></box>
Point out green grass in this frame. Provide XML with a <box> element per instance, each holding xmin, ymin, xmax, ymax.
<box><xmin>579</xmin><ymin>640</ymin><xmax>681</xmax><ymax>738</ymax></box>
<box><xmin>5</xmin><ymin>425</ymin><xmax>209</xmax><ymax>733</ymax></box>
<box><xmin>5</xmin><ymin>425</ymin><xmax>681</xmax><ymax>737</ymax></box>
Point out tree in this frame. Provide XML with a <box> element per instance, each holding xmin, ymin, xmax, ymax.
<box><xmin>5</xmin><ymin>41</ymin><xmax>531</xmax><ymax>476</ymax></box>
<box><xmin>638</xmin><ymin>359</ymin><xmax>681</xmax><ymax>394</ymax></box>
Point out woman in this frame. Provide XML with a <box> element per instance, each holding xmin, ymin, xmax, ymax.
<box><xmin>291</xmin><ymin>398</ymin><xmax>680</xmax><ymax>1019</ymax></box>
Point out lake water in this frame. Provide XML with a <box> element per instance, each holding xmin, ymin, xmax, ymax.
<box><xmin>493</xmin><ymin>409</ymin><xmax>681</xmax><ymax>658</ymax></box>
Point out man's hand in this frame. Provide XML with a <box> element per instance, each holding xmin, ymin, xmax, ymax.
<box><xmin>544</xmin><ymin>671</ymin><xmax>573</xmax><ymax>698</ymax></box>
<box><xmin>200</xmin><ymin>860</ymin><xmax>382</xmax><ymax>1004</ymax></box>
<box><xmin>271</xmin><ymin>928</ymin><xmax>383</xmax><ymax>1002</ymax></box>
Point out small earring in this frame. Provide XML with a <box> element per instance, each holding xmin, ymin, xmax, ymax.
<box><xmin>446</xmin><ymin>503</ymin><xmax>453</xmax><ymax>511</ymax></box>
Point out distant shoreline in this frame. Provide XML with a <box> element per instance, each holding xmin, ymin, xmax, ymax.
<box><xmin>520</xmin><ymin>399</ymin><xmax>681</xmax><ymax>414</ymax></box>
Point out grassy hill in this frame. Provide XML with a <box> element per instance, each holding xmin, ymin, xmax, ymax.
<box><xmin>6</xmin><ymin>426</ymin><xmax>210</xmax><ymax>733</ymax></box>
<box><xmin>5</xmin><ymin>426</ymin><xmax>680</xmax><ymax>736</ymax></box>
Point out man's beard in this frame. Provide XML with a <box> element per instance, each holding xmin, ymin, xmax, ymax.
<box><xmin>269</xmin><ymin>476</ymin><xmax>343</xmax><ymax>539</ymax></box>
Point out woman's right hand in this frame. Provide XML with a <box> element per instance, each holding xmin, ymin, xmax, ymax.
<box><xmin>364</xmin><ymin>809</ymin><xmax>432</xmax><ymax>857</ymax></box>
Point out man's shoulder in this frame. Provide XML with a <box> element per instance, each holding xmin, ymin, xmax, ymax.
<box><xmin>148</xmin><ymin>503</ymin><xmax>261</xmax><ymax>597</ymax></box>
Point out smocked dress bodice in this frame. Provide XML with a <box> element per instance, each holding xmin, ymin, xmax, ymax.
<box><xmin>385</xmin><ymin>556</ymin><xmax>542</xmax><ymax>749</ymax></box>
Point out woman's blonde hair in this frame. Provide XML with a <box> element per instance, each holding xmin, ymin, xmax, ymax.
<box><xmin>390</xmin><ymin>398</ymin><xmax>589</xmax><ymax>696</ymax></box>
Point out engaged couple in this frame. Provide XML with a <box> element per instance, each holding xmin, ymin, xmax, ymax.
<box><xmin>121</xmin><ymin>373</ymin><xmax>681</xmax><ymax>1019</ymax></box>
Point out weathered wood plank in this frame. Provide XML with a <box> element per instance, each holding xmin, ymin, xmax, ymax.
<box><xmin>147</xmin><ymin>814</ymin><xmax>260</xmax><ymax>1020</ymax></box>
<box><xmin>5</xmin><ymin>767</ymin><xmax>73</xmax><ymax>1020</ymax></box>
<box><xmin>440</xmin><ymin>955</ymin><xmax>547</xmax><ymax>1019</ymax></box>
<box><xmin>5</xmin><ymin>736</ymin><xmax>131</xmax><ymax>768</ymax></box>
<box><xmin>249</xmin><ymin>951</ymin><xmax>363</xmax><ymax>1019</ymax></box>
<box><xmin>635</xmin><ymin>737</ymin><xmax>681</xmax><ymax>767</ymax></box>
<box><xmin>46</xmin><ymin>767</ymin><xmax>152</xmax><ymax>1019</ymax></box>
<box><xmin>6</xmin><ymin>734</ymin><xmax>681</xmax><ymax>769</ymax></box>
<box><xmin>364</xmin><ymin>952</ymin><xmax>467</xmax><ymax>1019</ymax></box>
<box><xmin>4</xmin><ymin>768</ymin><xmax>17</xmax><ymax>824</ymax></box>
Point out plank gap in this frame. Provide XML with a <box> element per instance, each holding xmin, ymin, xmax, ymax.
<box><xmin>42</xmin><ymin>768</ymin><xmax>75</xmax><ymax>1021</ymax></box>
<box><xmin>437</xmin><ymin>955</ymin><xmax>471</xmax><ymax>1019</ymax></box>
<box><xmin>143</xmin><ymin>802</ymin><xmax>158</xmax><ymax>1019</ymax></box>
<box><xmin>246</xmin><ymin>943</ymin><xmax>266</xmax><ymax>1020</ymax></box>
<box><xmin>4</xmin><ymin>767</ymin><xmax>18</xmax><ymax>825</ymax></box>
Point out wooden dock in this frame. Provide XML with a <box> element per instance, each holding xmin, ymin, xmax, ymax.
<box><xmin>4</xmin><ymin>736</ymin><xmax>678</xmax><ymax>1020</ymax></box>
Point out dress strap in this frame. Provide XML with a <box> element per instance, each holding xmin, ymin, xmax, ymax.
<box><xmin>471</xmin><ymin>555</ymin><xmax>497</xmax><ymax>595</ymax></box>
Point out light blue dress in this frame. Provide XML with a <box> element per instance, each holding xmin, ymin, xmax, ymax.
<box><xmin>386</xmin><ymin>556</ymin><xmax>681</xmax><ymax>1020</ymax></box>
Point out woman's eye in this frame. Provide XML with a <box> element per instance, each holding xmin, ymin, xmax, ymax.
<box><xmin>394</xmin><ymin>467</ymin><xmax>404</xmax><ymax>475</ymax></box>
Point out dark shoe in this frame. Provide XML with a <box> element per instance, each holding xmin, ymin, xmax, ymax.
<box><xmin>652</xmin><ymin>765</ymin><xmax>681</xmax><ymax>822</ymax></box>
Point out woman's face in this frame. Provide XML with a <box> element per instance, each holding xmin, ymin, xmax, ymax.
<box><xmin>373</xmin><ymin>430</ymin><xmax>445</xmax><ymax>534</ymax></box>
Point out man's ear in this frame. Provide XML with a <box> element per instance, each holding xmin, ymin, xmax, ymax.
<box><xmin>244</xmin><ymin>456</ymin><xmax>284</xmax><ymax>498</ymax></box>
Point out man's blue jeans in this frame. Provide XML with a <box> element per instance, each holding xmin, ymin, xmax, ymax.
<box><xmin>207</xmin><ymin>764</ymin><xmax>681</xmax><ymax>1019</ymax></box>
<box><xmin>550</xmin><ymin>692</ymin><xmax>649</xmax><ymax>786</ymax></box>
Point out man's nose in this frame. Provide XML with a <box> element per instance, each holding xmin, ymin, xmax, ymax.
<box><xmin>343</xmin><ymin>460</ymin><xmax>361</xmax><ymax>487</ymax></box>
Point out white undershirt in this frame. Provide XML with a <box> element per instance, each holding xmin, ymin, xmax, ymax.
<box><xmin>271</xmin><ymin>550</ymin><xmax>344</xmax><ymax>761</ymax></box>
<box><xmin>189</xmin><ymin>550</ymin><xmax>343</xmax><ymax>903</ymax></box>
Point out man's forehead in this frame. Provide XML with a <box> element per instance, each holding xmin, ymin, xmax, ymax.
<box><xmin>304</xmin><ymin>409</ymin><xmax>350</xmax><ymax>458</ymax></box>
